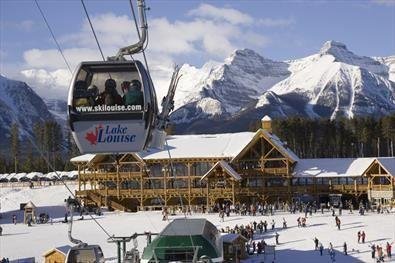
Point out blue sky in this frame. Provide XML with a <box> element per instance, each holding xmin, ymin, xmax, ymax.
<box><xmin>0</xmin><ymin>0</ymin><xmax>394</xmax><ymax>99</ymax></box>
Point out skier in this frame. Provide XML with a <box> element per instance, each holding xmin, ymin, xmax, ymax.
<box><xmin>361</xmin><ymin>231</ymin><xmax>366</xmax><ymax>243</ymax></box>
<box><xmin>271</xmin><ymin>219</ymin><xmax>275</xmax><ymax>230</ymax></box>
<box><xmin>275</xmin><ymin>232</ymin><xmax>279</xmax><ymax>245</ymax></box>
<box><xmin>357</xmin><ymin>231</ymin><xmax>361</xmax><ymax>243</ymax></box>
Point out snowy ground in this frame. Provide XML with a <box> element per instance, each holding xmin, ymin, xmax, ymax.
<box><xmin>1</xmin><ymin>185</ymin><xmax>394</xmax><ymax>262</ymax></box>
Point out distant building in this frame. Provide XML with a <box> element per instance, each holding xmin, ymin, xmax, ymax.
<box><xmin>43</xmin><ymin>245</ymin><xmax>71</xmax><ymax>263</ymax></box>
<box><xmin>71</xmin><ymin>116</ymin><xmax>395</xmax><ymax>211</ymax></box>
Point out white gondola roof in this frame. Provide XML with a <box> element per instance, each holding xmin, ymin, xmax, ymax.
<box><xmin>293</xmin><ymin>157</ymin><xmax>395</xmax><ymax>178</ymax></box>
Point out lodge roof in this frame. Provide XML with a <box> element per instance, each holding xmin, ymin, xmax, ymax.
<box><xmin>201</xmin><ymin>161</ymin><xmax>242</xmax><ymax>181</ymax></box>
<box><xmin>293</xmin><ymin>157</ymin><xmax>395</xmax><ymax>178</ymax></box>
<box><xmin>70</xmin><ymin>129</ymin><xmax>299</xmax><ymax>164</ymax></box>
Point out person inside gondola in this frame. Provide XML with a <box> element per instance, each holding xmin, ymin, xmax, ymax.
<box><xmin>123</xmin><ymin>79</ymin><xmax>144</xmax><ymax>107</ymax></box>
<box><xmin>73</xmin><ymin>80</ymin><xmax>90</xmax><ymax>107</ymax></box>
<box><xmin>87</xmin><ymin>84</ymin><xmax>99</xmax><ymax>106</ymax></box>
<box><xmin>98</xmin><ymin>78</ymin><xmax>123</xmax><ymax>107</ymax></box>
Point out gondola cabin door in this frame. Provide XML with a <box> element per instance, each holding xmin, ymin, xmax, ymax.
<box><xmin>68</xmin><ymin>60</ymin><xmax>157</xmax><ymax>154</ymax></box>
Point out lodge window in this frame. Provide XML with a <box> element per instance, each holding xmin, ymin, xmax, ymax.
<box><xmin>191</xmin><ymin>162</ymin><xmax>211</xmax><ymax>177</ymax></box>
<box><xmin>192</xmin><ymin>178</ymin><xmax>205</xmax><ymax>188</ymax></box>
<box><xmin>148</xmin><ymin>164</ymin><xmax>162</xmax><ymax>177</ymax></box>
<box><xmin>172</xmin><ymin>163</ymin><xmax>187</xmax><ymax>177</ymax></box>
<box><xmin>119</xmin><ymin>163</ymin><xmax>140</xmax><ymax>173</ymax></box>
<box><xmin>267</xmin><ymin>178</ymin><xmax>285</xmax><ymax>186</ymax></box>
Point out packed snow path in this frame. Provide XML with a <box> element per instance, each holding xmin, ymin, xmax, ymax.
<box><xmin>0</xmin><ymin>185</ymin><xmax>394</xmax><ymax>262</ymax></box>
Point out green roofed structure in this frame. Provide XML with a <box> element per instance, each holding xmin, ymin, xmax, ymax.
<box><xmin>141</xmin><ymin>218</ymin><xmax>223</xmax><ymax>263</ymax></box>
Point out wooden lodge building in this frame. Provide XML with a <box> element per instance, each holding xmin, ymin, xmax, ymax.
<box><xmin>71</xmin><ymin>116</ymin><xmax>395</xmax><ymax>212</ymax></box>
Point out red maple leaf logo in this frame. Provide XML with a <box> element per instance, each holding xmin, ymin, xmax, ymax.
<box><xmin>85</xmin><ymin>125</ymin><xmax>101</xmax><ymax>145</ymax></box>
<box><xmin>85</xmin><ymin>131</ymin><xmax>97</xmax><ymax>145</ymax></box>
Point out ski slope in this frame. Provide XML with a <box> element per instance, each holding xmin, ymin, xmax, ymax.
<box><xmin>0</xmin><ymin>185</ymin><xmax>394</xmax><ymax>262</ymax></box>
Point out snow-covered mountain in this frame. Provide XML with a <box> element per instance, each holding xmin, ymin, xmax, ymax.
<box><xmin>44</xmin><ymin>98</ymin><xmax>68</xmax><ymax>128</ymax></box>
<box><xmin>171</xmin><ymin>41</ymin><xmax>395</xmax><ymax>133</ymax></box>
<box><xmin>171</xmin><ymin>49</ymin><xmax>290</xmax><ymax>123</ymax></box>
<box><xmin>0</xmin><ymin>75</ymin><xmax>54</xmax><ymax>152</ymax></box>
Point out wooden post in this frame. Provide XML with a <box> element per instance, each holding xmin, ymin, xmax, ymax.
<box><xmin>140</xmin><ymin>166</ymin><xmax>144</xmax><ymax>210</ymax></box>
<box><xmin>232</xmin><ymin>180</ymin><xmax>235</xmax><ymax>205</ymax></box>
<box><xmin>206</xmin><ymin>178</ymin><xmax>210</xmax><ymax>209</ymax></box>
<box><xmin>78</xmin><ymin>164</ymin><xmax>81</xmax><ymax>192</ymax></box>
<box><xmin>188</xmin><ymin>163</ymin><xmax>191</xmax><ymax>207</ymax></box>
<box><xmin>164</xmin><ymin>165</ymin><xmax>167</xmax><ymax>207</ymax></box>
<box><xmin>117</xmin><ymin>162</ymin><xmax>120</xmax><ymax>199</ymax></box>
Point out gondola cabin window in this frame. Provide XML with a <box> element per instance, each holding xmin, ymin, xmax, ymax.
<box><xmin>72</xmin><ymin>64</ymin><xmax>144</xmax><ymax>112</ymax></box>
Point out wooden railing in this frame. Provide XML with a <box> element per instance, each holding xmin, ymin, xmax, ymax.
<box><xmin>370</xmin><ymin>185</ymin><xmax>393</xmax><ymax>191</ymax></box>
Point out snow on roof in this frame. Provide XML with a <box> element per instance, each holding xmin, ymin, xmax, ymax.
<box><xmin>139</xmin><ymin>132</ymin><xmax>255</xmax><ymax>160</ymax></box>
<box><xmin>201</xmin><ymin>160</ymin><xmax>242</xmax><ymax>181</ymax></box>
<box><xmin>24</xmin><ymin>201</ymin><xmax>36</xmax><ymax>209</ymax></box>
<box><xmin>26</xmin><ymin>172</ymin><xmax>44</xmax><ymax>179</ymax></box>
<box><xmin>264</xmin><ymin>130</ymin><xmax>299</xmax><ymax>162</ymax></box>
<box><xmin>222</xmin><ymin>233</ymin><xmax>248</xmax><ymax>243</ymax></box>
<box><xmin>15</xmin><ymin>173</ymin><xmax>28</xmax><ymax>180</ymax></box>
<box><xmin>70</xmin><ymin>154</ymin><xmax>96</xmax><ymax>163</ymax></box>
<box><xmin>262</xmin><ymin>115</ymin><xmax>272</xmax><ymax>121</ymax></box>
<box><xmin>294</xmin><ymin>158</ymin><xmax>376</xmax><ymax>178</ymax></box>
<box><xmin>160</xmin><ymin>218</ymin><xmax>217</xmax><ymax>236</ymax></box>
<box><xmin>377</xmin><ymin>157</ymin><xmax>395</xmax><ymax>176</ymax></box>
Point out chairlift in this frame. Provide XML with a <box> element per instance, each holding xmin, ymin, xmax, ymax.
<box><xmin>68</xmin><ymin>60</ymin><xmax>157</xmax><ymax>154</ymax></box>
<box><xmin>66</xmin><ymin>244</ymin><xmax>105</xmax><ymax>263</ymax></box>
<box><xmin>64</xmin><ymin>202</ymin><xmax>105</xmax><ymax>263</ymax></box>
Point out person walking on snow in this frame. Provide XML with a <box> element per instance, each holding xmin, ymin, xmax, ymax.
<box><xmin>319</xmin><ymin>242</ymin><xmax>324</xmax><ymax>256</ymax></box>
<box><xmin>361</xmin><ymin>231</ymin><xmax>366</xmax><ymax>243</ymax></box>
<box><xmin>314</xmin><ymin>237</ymin><xmax>319</xmax><ymax>250</ymax></box>
<box><xmin>371</xmin><ymin>244</ymin><xmax>376</xmax><ymax>259</ymax></box>
<box><xmin>275</xmin><ymin>232</ymin><xmax>279</xmax><ymax>245</ymax></box>
<box><xmin>343</xmin><ymin>242</ymin><xmax>348</xmax><ymax>255</ymax></box>
<box><xmin>357</xmin><ymin>231</ymin><xmax>361</xmax><ymax>243</ymax></box>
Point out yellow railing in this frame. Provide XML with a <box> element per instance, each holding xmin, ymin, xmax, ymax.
<box><xmin>371</xmin><ymin>185</ymin><xmax>393</xmax><ymax>191</ymax></box>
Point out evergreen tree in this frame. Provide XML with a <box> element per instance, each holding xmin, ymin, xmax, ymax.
<box><xmin>10</xmin><ymin>123</ymin><xmax>20</xmax><ymax>173</ymax></box>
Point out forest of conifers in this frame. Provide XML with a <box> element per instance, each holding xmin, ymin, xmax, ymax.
<box><xmin>1</xmin><ymin>114</ymin><xmax>395</xmax><ymax>173</ymax></box>
<box><xmin>268</xmin><ymin>114</ymin><xmax>395</xmax><ymax>158</ymax></box>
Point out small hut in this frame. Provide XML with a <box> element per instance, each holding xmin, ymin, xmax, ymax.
<box><xmin>24</xmin><ymin>201</ymin><xmax>37</xmax><ymax>224</ymax></box>
<box><xmin>43</xmin><ymin>245</ymin><xmax>71</xmax><ymax>263</ymax></box>
<box><xmin>222</xmin><ymin>233</ymin><xmax>248</xmax><ymax>261</ymax></box>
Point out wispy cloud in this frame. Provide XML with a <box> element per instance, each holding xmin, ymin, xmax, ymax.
<box><xmin>371</xmin><ymin>0</ymin><xmax>395</xmax><ymax>6</ymax></box>
<box><xmin>258</xmin><ymin>18</ymin><xmax>295</xmax><ymax>27</ymax></box>
<box><xmin>188</xmin><ymin>3</ymin><xmax>253</xmax><ymax>25</ymax></box>
<box><xmin>1</xmin><ymin>20</ymin><xmax>36</xmax><ymax>32</ymax></box>
<box><xmin>19</xmin><ymin>3</ymin><xmax>291</xmax><ymax>100</ymax></box>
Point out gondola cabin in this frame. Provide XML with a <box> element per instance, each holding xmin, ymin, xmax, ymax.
<box><xmin>68</xmin><ymin>60</ymin><xmax>157</xmax><ymax>154</ymax></box>
<box><xmin>65</xmin><ymin>245</ymin><xmax>105</xmax><ymax>263</ymax></box>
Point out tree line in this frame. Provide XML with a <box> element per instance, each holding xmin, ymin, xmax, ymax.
<box><xmin>0</xmin><ymin>121</ymin><xmax>79</xmax><ymax>174</ymax></box>
<box><xmin>1</xmin><ymin>114</ymin><xmax>394</xmax><ymax>174</ymax></box>
<box><xmin>258</xmin><ymin>114</ymin><xmax>395</xmax><ymax>159</ymax></box>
